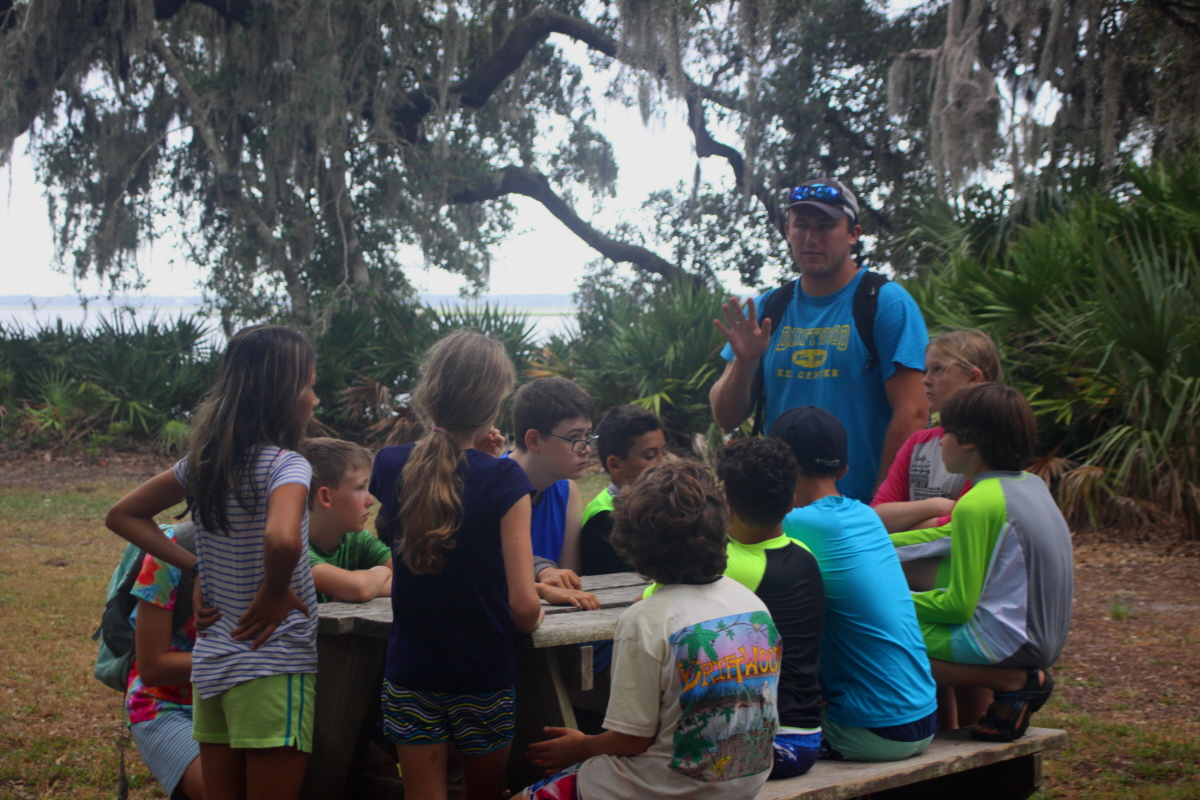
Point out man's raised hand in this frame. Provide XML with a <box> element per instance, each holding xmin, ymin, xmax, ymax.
<box><xmin>714</xmin><ymin>296</ymin><xmax>773</xmax><ymax>364</ymax></box>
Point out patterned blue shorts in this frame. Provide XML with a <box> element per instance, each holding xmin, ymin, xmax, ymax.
<box><xmin>380</xmin><ymin>680</ymin><xmax>515</xmax><ymax>755</ymax></box>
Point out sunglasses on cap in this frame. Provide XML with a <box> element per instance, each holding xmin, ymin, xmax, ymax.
<box><xmin>789</xmin><ymin>183</ymin><xmax>851</xmax><ymax>209</ymax></box>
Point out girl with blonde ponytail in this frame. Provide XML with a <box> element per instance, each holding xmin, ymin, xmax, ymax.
<box><xmin>370</xmin><ymin>331</ymin><xmax>543</xmax><ymax>799</ymax></box>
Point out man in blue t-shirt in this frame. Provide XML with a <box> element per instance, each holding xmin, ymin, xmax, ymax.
<box><xmin>711</xmin><ymin>177</ymin><xmax>929</xmax><ymax>501</ymax></box>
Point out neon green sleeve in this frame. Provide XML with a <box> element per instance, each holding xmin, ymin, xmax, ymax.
<box><xmin>910</xmin><ymin>480</ymin><xmax>1007</xmax><ymax>625</ymax></box>
<box><xmin>890</xmin><ymin>523</ymin><xmax>951</xmax><ymax>548</ymax></box>
<box><xmin>581</xmin><ymin>489</ymin><xmax>615</xmax><ymax>528</ymax></box>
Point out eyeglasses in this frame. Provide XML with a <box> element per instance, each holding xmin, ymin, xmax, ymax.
<box><xmin>545</xmin><ymin>433</ymin><xmax>598</xmax><ymax>454</ymax></box>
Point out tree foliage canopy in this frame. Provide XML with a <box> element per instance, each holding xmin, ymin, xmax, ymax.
<box><xmin>1</xmin><ymin>0</ymin><xmax>1197</xmax><ymax>320</ymax></box>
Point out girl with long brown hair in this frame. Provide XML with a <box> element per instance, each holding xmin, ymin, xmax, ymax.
<box><xmin>106</xmin><ymin>324</ymin><xmax>321</xmax><ymax>800</ymax></box>
<box><xmin>370</xmin><ymin>330</ymin><xmax>542</xmax><ymax>800</ymax></box>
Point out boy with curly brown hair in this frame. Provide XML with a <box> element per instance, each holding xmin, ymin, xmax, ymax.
<box><xmin>521</xmin><ymin>461</ymin><xmax>780</xmax><ymax>799</ymax></box>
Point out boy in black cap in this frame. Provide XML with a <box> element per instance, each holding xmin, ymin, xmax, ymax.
<box><xmin>772</xmin><ymin>406</ymin><xmax>939</xmax><ymax>762</ymax></box>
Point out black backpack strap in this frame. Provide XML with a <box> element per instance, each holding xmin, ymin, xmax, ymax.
<box><xmin>852</xmin><ymin>271</ymin><xmax>889</xmax><ymax>372</ymax></box>
<box><xmin>749</xmin><ymin>280</ymin><xmax>797</xmax><ymax>436</ymax></box>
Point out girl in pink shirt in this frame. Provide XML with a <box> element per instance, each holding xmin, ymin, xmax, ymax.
<box><xmin>871</xmin><ymin>329</ymin><xmax>1003</xmax><ymax>537</ymax></box>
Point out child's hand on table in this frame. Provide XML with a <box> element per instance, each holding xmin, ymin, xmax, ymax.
<box><xmin>537</xmin><ymin>567</ymin><xmax>582</xmax><ymax>589</ymax></box>
<box><xmin>538</xmin><ymin>584</ymin><xmax>600</xmax><ymax>610</ymax></box>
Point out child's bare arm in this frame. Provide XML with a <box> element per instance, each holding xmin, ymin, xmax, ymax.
<box><xmin>134</xmin><ymin>598</ymin><xmax>193</xmax><ymax>688</ymax></box>
<box><xmin>526</xmin><ymin>726</ymin><xmax>655</xmax><ymax>773</ymax></box>
<box><xmin>500</xmin><ymin>495</ymin><xmax>544</xmax><ymax>633</ymax></box>
<box><xmin>106</xmin><ymin>469</ymin><xmax>193</xmax><ymax>572</ymax></box>
<box><xmin>874</xmin><ymin>497</ymin><xmax>956</xmax><ymax>532</ymax></box>
<box><xmin>311</xmin><ymin>563</ymin><xmax>393</xmax><ymax>603</ymax></box>
<box><xmin>375</xmin><ymin>557</ymin><xmax>394</xmax><ymax>597</ymax></box>
<box><xmin>557</xmin><ymin>480</ymin><xmax>583</xmax><ymax>573</ymax></box>
<box><xmin>231</xmin><ymin>483</ymin><xmax>310</xmax><ymax>648</ymax></box>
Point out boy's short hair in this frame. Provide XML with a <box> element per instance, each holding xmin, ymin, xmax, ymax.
<box><xmin>769</xmin><ymin>405</ymin><xmax>848</xmax><ymax>477</ymax></box>
<box><xmin>303</xmin><ymin>437</ymin><xmax>373</xmax><ymax>505</ymax></box>
<box><xmin>596</xmin><ymin>404</ymin><xmax>662</xmax><ymax>470</ymax></box>
<box><xmin>939</xmin><ymin>383</ymin><xmax>1036</xmax><ymax>472</ymax></box>
<box><xmin>717</xmin><ymin>437</ymin><xmax>799</xmax><ymax>529</ymax></box>
<box><xmin>610</xmin><ymin>460</ymin><xmax>728</xmax><ymax>585</ymax></box>
<box><xmin>510</xmin><ymin>377</ymin><xmax>596</xmax><ymax>451</ymax></box>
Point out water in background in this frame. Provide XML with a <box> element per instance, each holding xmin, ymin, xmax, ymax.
<box><xmin>0</xmin><ymin>294</ymin><xmax>578</xmax><ymax>345</ymax></box>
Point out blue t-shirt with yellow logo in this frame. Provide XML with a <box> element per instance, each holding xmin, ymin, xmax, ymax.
<box><xmin>722</xmin><ymin>269</ymin><xmax>928</xmax><ymax>500</ymax></box>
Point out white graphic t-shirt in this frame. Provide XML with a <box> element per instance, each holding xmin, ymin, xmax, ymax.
<box><xmin>579</xmin><ymin>578</ymin><xmax>780</xmax><ymax>800</ymax></box>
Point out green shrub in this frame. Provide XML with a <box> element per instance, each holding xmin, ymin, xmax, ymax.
<box><xmin>534</xmin><ymin>275</ymin><xmax>728</xmax><ymax>449</ymax></box>
<box><xmin>907</xmin><ymin>150</ymin><xmax>1200</xmax><ymax>536</ymax></box>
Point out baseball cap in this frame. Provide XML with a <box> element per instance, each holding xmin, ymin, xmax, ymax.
<box><xmin>786</xmin><ymin>178</ymin><xmax>859</xmax><ymax>224</ymax></box>
<box><xmin>768</xmin><ymin>406</ymin><xmax>848</xmax><ymax>475</ymax></box>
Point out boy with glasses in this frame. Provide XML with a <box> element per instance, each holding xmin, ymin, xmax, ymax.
<box><xmin>509</xmin><ymin>377</ymin><xmax>598</xmax><ymax>597</ymax></box>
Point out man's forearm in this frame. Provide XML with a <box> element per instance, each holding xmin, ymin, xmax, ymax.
<box><xmin>710</xmin><ymin>358</ymin><xmax>759</xmax><ymax>431</ymax></box>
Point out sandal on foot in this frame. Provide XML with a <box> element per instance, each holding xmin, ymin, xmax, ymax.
<box><xmin>971</xmin><ymin>667</ymin><xmax>1054</xmax><ymax>742</ymax></box>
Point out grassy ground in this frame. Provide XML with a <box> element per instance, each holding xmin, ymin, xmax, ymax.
<box><xmin>1</xmin><ymin>457</ymin><xmax>1196</xmax><ymax>799</ymax></box>
<box><xmin>0</xmin><ymin>476</ymin><xmax>175</xmax><ymax>799</ymax></box>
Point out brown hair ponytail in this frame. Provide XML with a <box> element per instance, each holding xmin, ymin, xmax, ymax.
<box><xmin>398</xmin><ymin>331</ymin><xmax>515</xmax><ymax>575</ymax></box>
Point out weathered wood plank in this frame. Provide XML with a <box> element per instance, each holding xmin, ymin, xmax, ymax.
<box><xmin>527</xmin><ymin>607</ymin><xmax>626</xmax><ymax>647</ymax></box>
<box><xmin>317</xmin><ymin>575</ymin><xmax>650</xmax><ymax>643</ymax></box>
<box><xmin>578</xmin><ymin>571</ymin><xmax>645</xmax><ymax>590</ymax></box>
<box><xmin>872</xmin><ymin>752</ymin><xmax>1042</xmax><ymax>800</ymax></box>
<box><xmin>755</xmin><ymin>727</ymin><xmax>1066</xmax><ymax>800</ymax></box>
<box><xmin>558</xmin><ymin>645</ymin><xmax>594</xmax><ymax>691</ymax></box>
<box><xmin>301</xmin><ymin>632</ymin><xmax>388</xmax><ymax>800</ymax></box>
<box><xmin>317</xmin><ymin>597</ymin><xmax>392</xmax><ymax>638</ymax></box>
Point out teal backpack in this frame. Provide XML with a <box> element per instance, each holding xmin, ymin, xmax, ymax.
<box><xmin>93</xmin><ymin>522</ymin><xmax>196</xmax><ymax>692</ymax></box>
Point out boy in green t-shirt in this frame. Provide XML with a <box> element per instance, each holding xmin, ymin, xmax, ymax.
<box><xmin>304</xmin><ymin>438</ymin><xmax>393</xmax><ymax>603</ymax></box>
<box><xmin>579</xmin><ymin>404</ymin><xmax>665</xmax><ymax>576</ymax></box>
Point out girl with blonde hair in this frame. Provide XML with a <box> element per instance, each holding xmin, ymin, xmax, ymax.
<box><xmin>871</xmin><ymin>328</ymin><xmax>1003</xmax><ymax>535</ymax></box>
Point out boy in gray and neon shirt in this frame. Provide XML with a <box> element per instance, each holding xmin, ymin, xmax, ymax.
<box><xmin>893</xmin><ymin>383</ymin><xmax>1073</xmax><ymax>742</ymax></box>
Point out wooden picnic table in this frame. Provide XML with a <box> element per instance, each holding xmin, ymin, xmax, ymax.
<box><xmin>305</xmin><ymin>572</ymin><xmax>1066</xmax><ymax>800</ymax></box>
<box><xmin>303</xmin><ymin>571</ymin><xmax>648</xmax><ymax>800</ymax></box>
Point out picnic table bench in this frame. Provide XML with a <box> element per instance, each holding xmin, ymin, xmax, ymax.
<box><xmin>305</xmin><ymin>573</ymin><xmax>1066</xmax><ymax>800</ymax></box>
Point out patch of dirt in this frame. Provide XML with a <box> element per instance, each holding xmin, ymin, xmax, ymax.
<box><xmin>1053</xmin><ymin>527</ymin><xmax>1200</xmax><ymax>733</ymax></box>
<box><xmin>0</xmin><ymin>443</ymin><xmax>174</xmax><ymax>490</ymax></box>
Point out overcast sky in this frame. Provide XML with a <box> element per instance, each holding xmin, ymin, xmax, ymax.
<box><xmin>1</xmin><ymin>37</ymin><xmax>761</xmax><ymax>302</ymax></box>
